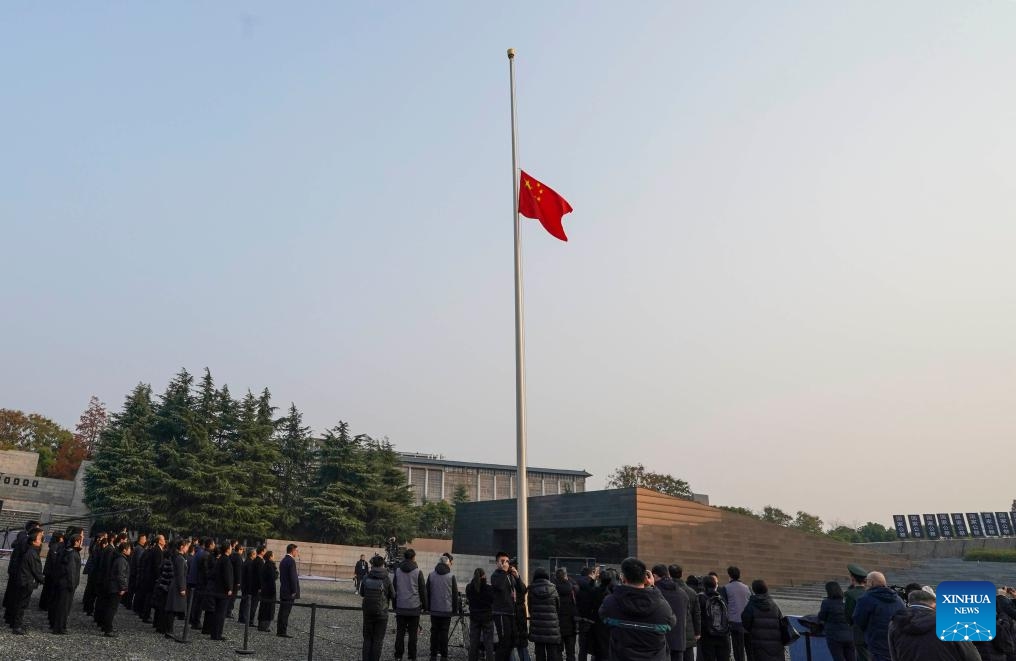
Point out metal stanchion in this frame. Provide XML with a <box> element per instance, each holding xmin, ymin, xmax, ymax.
<box><xmin>804</xmin><ymin>632</ymin><xmax>813</xmax><ymax>661</ymax></box>
<box><xmin>307</xmin><ymin>603</ymin><xmax>317</xmax><ymax>661</ymax></box>
<box><xmin>176</xmin><ymin>590</ymin><xmax>195</xmax><ymax>643</ymax></box>
<box><xmin>236</xmin><ymin>605</ymin><xmax>254</xmax><ymax>655</ymax></box>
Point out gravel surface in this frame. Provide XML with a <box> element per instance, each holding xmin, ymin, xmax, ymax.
<box><xmin>0</xmin><ymin>570</ymin><xmax>477</xmax><ymax>660</ymax></box>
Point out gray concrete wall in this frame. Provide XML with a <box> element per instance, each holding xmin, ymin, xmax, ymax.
<box><xmin>0</xmin><ymin>450</ymin><xmax>39</xmax><ymax>476</ymax></box>
<box><xmin>0</xmin><ymin>473</ymin><xmax>76</xmax><ymax>506</ymax></box>
<box><xmin>858</xmin><ymin>537</ymin><xmax>1016</xmax><ymax>559</ymax></box>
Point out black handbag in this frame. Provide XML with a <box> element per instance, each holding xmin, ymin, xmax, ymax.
<box><xmin>779</xmin><ymin>615</ymin><xmax>801</xmax><ymax>645</ymax></box>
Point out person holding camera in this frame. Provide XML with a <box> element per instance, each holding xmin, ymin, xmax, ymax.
<box><xmin>598</xmin><ymin>557</ymin><xmax>676</xmax><ymax>661</ymax></box>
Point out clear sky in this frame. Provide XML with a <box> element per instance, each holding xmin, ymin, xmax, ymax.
<box><xmin>3</xmin><ymin>1</ymin><xmax>1015</xmax><ymax>529</ymax></box>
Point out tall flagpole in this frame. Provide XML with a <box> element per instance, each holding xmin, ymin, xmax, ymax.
<box><xmin>507</xmin><ymin>47</ymin><xmax>529</xmax><ymax>583</ymax></box>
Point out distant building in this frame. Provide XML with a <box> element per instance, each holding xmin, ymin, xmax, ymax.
<box><xmin>398</xmin><ymin>452</ymin><xmax>591</xmax><ymax>505</ymax></box>
<box><xmin>0</xmin><ymin>450</ymin><xmax>90</xmax><ymax>537</ymax></box>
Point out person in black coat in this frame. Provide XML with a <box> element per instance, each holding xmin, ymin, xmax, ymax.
<box><xmin>126</xmin><ymin>533</ymin><xmax>147</xmax><ymax>610</ymax></box>
<box><xmin>818</xmin><ymin>581</ymin><xmax>856</xmax><ymax>661</ymax></box>
<box><xmin>9</xmin><ymin>527</ymin><xmax>45</xmax><ymax>635</ymax></box>
<box><xmin>258</xmin><ymin>550</ymin><xmax>279</xmax><ymax>631</ymax></box>
<box><xmin>651</xmin><ymin>565</ymin><xmax>690</xmax><ymax>661</ymax></box>
<box><xmin>585</xmin><ymin>568</ymin><xmax>617</xmax><ymax>661</ymax></box>
<box><xmin>466</xmin><ymin>567</ymin><xmax>496</xmax><ymax>661</ymax></box>
<box><xmin>138</xmin><ymin>535</ymin><xmax>165</xmax><ymax>622</ymax></box>
<box><xmin>554</xmin><ymin>568</ymin><xmax>580</xmax><ymax>661</ymax></box>
<box><xmin>81</xmin><ymin>533</ymin><xmax>106</xmax><ymax>616</ymax></box>
<box><xmin>38</xmin><ymin>532</ymin><xmax>64</xmax><ymax>613</ymax></box>
<box><xmin>888</xmin><ymin>587</ymin><xmax>980</xmax><ymax>661</ymax></box>
<box><xmin>238</xmin><ymin>547</ymin><xmax>257</xmax><ymax>625</ymax></box>
<box><xmin>246</xmin><ymin>546</ymin><xmax>265</xmax><ymax>626</ymax></box>
<box><xmin>740</xmin><ymin>580</ymin><xmax>784</xmax><ymax>661</ymax></box>
<box><xmin>598</xmin><ymin>558</ymin><xmax>676</xmax><ymax>661</ymax></box>
<box><xmin>199</xmin><ymin>541</ymin><xmax>219</xmax><ymax>634</ymax></box>
<box><xmin>3</xmin><ymin>520</ymin><xmax>39</xmax><ymax>626</ymax></box>
<box><xmin>530</xmin><ymin>568</ymin><xmax>563</xmax><ymax>661</ymax></box>
<box><xmin>99</xmin><ymin>542</ymin><xmax>131</xmax><ymax>636</ymax></box>
<box><xmin>49</xmin><ymin>533</ymin><xmax>82</xmax><ymax>634</ymax></box>
<box><xmin>210</xmin><ymin>544</ymin><xmax>235</xmax><ymax>641</ymax></box>
<box><xmin>227</xmin><ymin>541</ymin><xmax>243</xmax><ymax>618</ymax></box>
<box><xmin>93</xmin><ymin>533</ymin><xmax>121</xmax><ymax>626</ymax></box>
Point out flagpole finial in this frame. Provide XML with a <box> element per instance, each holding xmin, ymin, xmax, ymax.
<box><xmin>507</xmin><ymin>48</ymin><xmax>516</xmax><ymax>59</ymax></box>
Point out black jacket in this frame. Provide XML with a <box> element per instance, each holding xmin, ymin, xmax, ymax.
<box><xmin>143</xmin><ymin>545</ymin><xmax>165</xmax><ymax>591</ymax></box>
<box><xmin>246</xmin><ymin>556</ymin><xmax>264</xmax><ymax>596</ymax></box>
<box><xmin>216</xmin><ymin>553</ymin><xmax>235</xmax><ymax>596</ymax></box>
<box><xmin>261</xmin><ymin>559</ymin><xmax>278</xmax><ymax>597</ymax></box>
<box><xmin>58</xmin><ymin>548</ymin><xmax>82</xmax><ymax>592</ymax></box>
<box><xmin>889</xmin><ymin>605</ymin><xmax>980</xmax><ymax>661</ymax></box>
<box><xmin>528</xmin><ymin>578</ymin><xmax>562</xmax><ymax>644</ymax></box>
<box><xmin>654</xmin><ymin>578</ymin><xmax>689</xmax><ymax>653</ymax></box>
<box><xmin>105</xmin><ymin>553</ymin><xmax>130</xmax><ymax>594</ymax></box>
<box><xmin>491</xmin><ymin>568</ymin><xmax>525</xmax><ymax>616</ymax></box>
<box><xmin>741</xmin><ymin>594</ymin><xmax>784</xmax><ymax>661</ymax></box>
<box><xmin>230</xmin><ymin>551</ymin><xmax>243</xmax><ymax>592</ymax></box>
<box><xmin>554</xmin><ymin>576</ymin><xmax>579</xmax><ymax>637</ymax></box>
<box><xmin>466</xmin><ymin>580</ymin><xmax>495</xmax><ymax>622</ymax></box>
<box><xmin>19</xmin><ymin>546</ymin><xmax>44</xmax><ymax>590</ymax></box>
<box><xmin>599</xmin><ymin>584</ymin><xmax>676</xmax><ymax>661</ymax></box>
<box><xmin>819</xmin><ymin>597</ymin><xmax>853</xmax><ymax>643</ymax></box>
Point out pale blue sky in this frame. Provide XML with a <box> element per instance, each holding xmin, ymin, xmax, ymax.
<box><xmin>3</xmin><ymin>1</ymin><xmax>1015</xmax><ymax>527</ymax></box>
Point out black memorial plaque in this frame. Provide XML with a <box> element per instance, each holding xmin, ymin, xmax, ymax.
<box><xmin>952</xmin><ymin>513</ymin><xmax>969</xmax><ymax>537</ymax></box>
<box><xmin>893</xmin><ymin>514</ymin><xmax>909</xmax><ymax>539</ymax></box>
<box><xmin>908</xmin><ymin>514</ymin><xmax>924</xmax><ymax>539</ymax></box>
<box><xmin>982</xmin><ymin>512</ymin><xmax>1000</xmax><ymax>537</ymax></box>
<box><xmin>937</xmin><ymin>513</ymin><xmax>953</xmax><ymax>538</ymax></box>
<box><xmin>997</xmin><ymin>512</ymin><xmax>1013</xmax><ymax>537</ymax></box>
<box><xmin>966</xmin><ymin>513</ymin><xmax>985</xmax><ymax>537</ymax></box>
<box><xmin>923</xmin><ymin>514</ymin><xmax>939</xmax><ymax>539</ymax></box>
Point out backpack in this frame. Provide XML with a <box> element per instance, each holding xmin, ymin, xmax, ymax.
<box><xmin>704</xmin><ymin>594</ymin><xmax>729</xmax><ymax>636</ymax></box>
<box><xmin>362</xmin><ymin>575</ymin><xmax>386</xmax><ymax>617</ymax></box>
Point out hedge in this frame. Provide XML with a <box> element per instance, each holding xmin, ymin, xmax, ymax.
<box><xmin>963</xmin><ymin>549</ymin><xmax>1016</xmax><ymax>563</ymax></box>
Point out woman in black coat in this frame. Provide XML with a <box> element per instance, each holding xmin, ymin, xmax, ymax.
<box><xmin>528</xmin><ymin>568</ymin><xmax>562</xmax><ymax>661</ymax></box>
<box><xmin>818</xmin><ymin>581</ymin><xmax>856</xmax><ymax>661</ymax></box>
<box><xmin>553</xmin><ymin>568</ymin><xmax>579</xmax><ymax>661</ymax></box>
<box><xmin>257</xmin><ymin>551</ymin><xmax>278</xmax><ymax>631</ymax></box>
<box><xmin>741</xmin><ymin>579</ymin><xmax>786</xmax><ymax>661</ymax></box>
<box><xmin>583</xmin><ymin>569</ymin><xmax>617</xmax><ymax>661</ymax></box>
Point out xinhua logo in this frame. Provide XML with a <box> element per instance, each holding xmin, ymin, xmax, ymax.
<box><xmin>937</xmin><ymin>581</ymin><xmax>996</xmax><ymax>642</ymax></box>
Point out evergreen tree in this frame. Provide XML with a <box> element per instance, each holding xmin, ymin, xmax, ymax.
<box><xmin>359</xmin><ymin>436</ymin><xmax>417</xmax><ymax>543</ymax></box>
<box><xmin>305</xmin><ymin>422</ymin><xmax>366</xmax><ymax>542</ymax></box>
<box><xmin>84</xmin><ymin>384</ymin><xmax>156</xmax><ymax>528</ymax></box>
<box><xmin>274</xmin><ymin>403</ymin><xmax>315</xmax><ymax>537</ymax></box>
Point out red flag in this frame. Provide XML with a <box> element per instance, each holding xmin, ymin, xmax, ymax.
<box><xmin>519</xmin><ymin>170</ymin><xmax>573</xmax><ymax>242</ymax></box>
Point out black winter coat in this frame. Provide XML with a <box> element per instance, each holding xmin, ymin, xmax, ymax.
<box><xmin>246</xmin><ymin>556</ymin><xmax>264</xmax><ymax>596</ymax></box>
<box><xmin>216</xmin><ymin>553</ymin><xmax>235</xmax><ymax>596</ymax></box>
<box><xmin>528</xmin><ymin>578</ymin><xmax>562</xmax><ymax>644</ymax></box>
<box><xmin>819</xmin><ymin>597</ymin><xmax>853</xmax><ymax>643</ymax></box>
<box><xmin>585</xmin><ymin>584</ymin><xmax>612</xmax><ymax>659</ymax></box>
<box><xmin>105</xmin><ymin>553</ymin><xmax>130</xmax><ymax>595</ymax></box>
<box><xmin>261</xmin><ymin>559</ymin><xmax>278</xmax><ymax>597</ymax></box>
<box><xmin>599</xmin><ymin>584</ymin><xmax>676</xmax><ymax>661</ymax></box>
<box><xmin>19</xmin><ymin>546</ymin><xmax>44</xmax><ymax>589</ymax></box>
<box><xmin>165</xmin><ymin>554</ymin><xmax>189</xmax><ymax>614</ymax></box>
<box><xmin>654</xmin><ymin>578</ymin><xmax>689</xmax><ymax>653</ymax></box>
<box><xmin>741</xmin><ymin>594</ymin><xmax>784</xmax><ymax>661</ymax></box>
<box><xmin>58</xmin><ymin>548</ymin><xmax>82</xmax><ymax>592</ymax></box>
<box><xmin>554</xmin><ymin>576</ymin><xmax>578</xmax><ymax>637</ymax></box>
<box><xmin>143</xmin><ymin>545</ymin><xmax>164</xmax><ymax>591</ymax></box>
<box><xmin>466</xmin><ymin>580</ymin><xmax>494</xmax><ymax>622</ymax></box>
<box><xmin>889</xmin><ymin>605</ymin><xmax>981</xmax><ymax>661</ymax></box>
<box><xmin>490</xmin><ymin>568</ymin><xmax>524</xmax><ymax>616</ymax></box>
<box><xmin>230</xmin><ymin>551</ymin><xmax>243</xmax><ymax>592</ymax></box>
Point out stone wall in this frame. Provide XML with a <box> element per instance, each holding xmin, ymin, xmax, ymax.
<box><xmin>858</xmin><ymin>537</ymin><xmax>1016</xmax><ymax>559</ymax></box>
<box><xmin>0</xmin><ymin>450</ymin><xmax>39</xmax><ymax>476</ymax></box>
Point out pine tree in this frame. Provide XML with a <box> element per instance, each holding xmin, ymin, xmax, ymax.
<box><xmin>359</xmin><ymin>436</ymin><xmax>417</xmax><ymax>543</ymax></box>
<box><xmin>273</xmin><ymin>403</ymin><xmax>314</xmax><ymax>537</ymax></box>
<box><xmin>305</xmin><ymin>422</ymin><xmax>367</xmax><ymax>543</ymax></box>
<box><xmin>84</xmin><ymin>384</ymin><xmax>156</xmax><ymax>528</ymax></box>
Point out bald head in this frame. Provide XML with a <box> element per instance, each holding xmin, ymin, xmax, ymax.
<box><xmin>867</xmin><ymin>571</ymin><xmax>887</xmax><ymax>588</ymax></box>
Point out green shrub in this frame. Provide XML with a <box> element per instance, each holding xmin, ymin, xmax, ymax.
<box><xmin>963</xmin><ymin>549</ymin><xmax>1016</xmax><ymax>563</ymax></box>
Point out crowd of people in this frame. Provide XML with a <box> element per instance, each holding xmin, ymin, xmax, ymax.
<box><xmin>7</xmin><ymin>517</ymin><xmax>1016</xmax><ymax>661</ymax></box>
<box><xmin>2</xmin><ymin>520</ymin><xmax>302</xmax><ymax>642</ymax></box>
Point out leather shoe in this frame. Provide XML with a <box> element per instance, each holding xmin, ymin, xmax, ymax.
<box><xmin>277</xmin><ymin>632</ymin><xmax>294</xmax><ymax>638</ymax></box>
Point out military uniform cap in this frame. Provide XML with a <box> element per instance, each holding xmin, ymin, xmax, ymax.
<box><xmin>847</xmin><ymin>563</ymin><xmax>867</xmax><ymax>579</ymax></box>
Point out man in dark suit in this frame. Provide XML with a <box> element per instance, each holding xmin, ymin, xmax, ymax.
<box><xmin>227</xmin><ymin>541</ymin><xmax>243</xmax><ymax>619</ymax></box>
<box><xmin>277</xmin><ymin>543</ymin><xmax>300</xmax><ymax>638</ymax></box>
<box><xmin>49</xmin><ymin>533</ymin><xmax>82</xmax><ymax>634</ymax></box>
<box><xmin>99</xmin><ymin>542</ymin><xmax>131</xmax><ymax>637</ymax></box>
<box><xmin>8</xmin><ymin>526</ymin><xmax>45</xmax><ymax>635</ymax></box>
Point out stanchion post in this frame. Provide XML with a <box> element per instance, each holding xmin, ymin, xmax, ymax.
<box><xmin>177</xmin><ymin>589</ymin><xmax>194</xmax><ymax>643</ymax></box>
<box><xmin>307</xmin><ymin>603</ymin><xmax>317</xmax><ymax>661</ymax></box>
<box><xmin>236</xmin><ymin>605</ymin><xmax>254</xmax><ymax>655</ymax></box>
<box><xmin>804</xmin><ymin>632</ymin><xmax>813</xmax><ymax>661</ymax></box>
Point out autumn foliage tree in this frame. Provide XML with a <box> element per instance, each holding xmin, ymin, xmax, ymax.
<box><xmin>606</xmin><ymin>463</ymin><xmax>692</xmax><ymax>499</ymax></box>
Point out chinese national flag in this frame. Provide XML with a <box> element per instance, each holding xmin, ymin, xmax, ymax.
<box><xmin>519</xmin><ymin>170</ymin><xmax>573</xmax><ymax>242</ymax></box>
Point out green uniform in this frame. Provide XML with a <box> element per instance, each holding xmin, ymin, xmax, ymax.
<box><xmin>845</xmin><ymin>584</ymin><xmax>870</xmax><ymax>661</ymax></box>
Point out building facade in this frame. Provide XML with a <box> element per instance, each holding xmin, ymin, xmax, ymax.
<box><xmin>398</xmin><ymin>452</ymin><xmax>590</xmax><ymax>505</ymax></box>
<box><xmin>0</xmin><ymin>450</ymin><xmax>90</xmax><ymax>536</ymax></box>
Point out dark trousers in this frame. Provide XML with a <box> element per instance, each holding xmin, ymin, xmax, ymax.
<box><xmin>396</xmin><ymin>614</ymin><xmax>421</xmax><ymax>659</ymax></box>
<box><xmin>536</xmin><ymin>643</ymin><xmax>562</xmax><ymax>661</ymax></box>
<box><xmin>98</xmin><ymin>592</ymin><xmax>120</xmax><ymax>633</ymax></box>
<box><xmin>493</xmin><ymin>614</ymin><xmax>517</xmax><ymax>661</ymax></box>
<box><xmin>50</xmin><ymin>589</ymin><xmax>73</xmax><ymax>632</ymax></box>
<box><xmin>430</xmin><ymin>615</ymin><xmax>451</xmax><ymax>658</ymax></box>
<box><xmin>258</xmin><ymin>595</ymin><xmax>276</xmax><ymax>629</ymax></box>
<box><xmin>277</xmin><ymin>599</ymin><xmax>294</xmax><ymax>635</ymax></box>
<box><xmin>826</xmin><ymin>639</ymin><xmax>856</xmax><ymax>661</ymax></box>
<box><xmin>82</xmin><ymin>577</ymin><xmax>98</xmax><ymax>614</ymax></box>
<box><xmin>730</xmin><ymin>622</ymin><xmax>747</xmax><ymax>661</ymax></box>
<box><xmin>9</xmin><ymin>585</ymin><xmax>33</xmax><ymax>630</ymax></box>
<box><xmin>699</xmin><ymin>635</ymin><xmax>730</xmax><ymax>661</ymax></box>
<box><xmin>211</xmin><ymin>596</ymin><xmax>228</xmax><ymax>639</ymax></box>
<box><xmin>362</xmin><ymin>614</ymin><xmax>388</xmax><ymax>661</ymax></box>
<box><xmin>133</xmin><ymin>587</ymin><xmax>149</xmax><ymax>617</ymax></box>
<box><xmin>562</xmin><ymin>633</ymin><xmax>576</xmax><ymax>661</ymax></box>
<box><xmin>227</xmin><ymin>592</ymin><xmax>237</xmax><ymax>617</ymax></box>
<box><xmin>239</xmin><ymin>593</ymin><xmax>254</xmax><ymax>623</ymax></box>
<box><xmin>855</xmin><ymin>643</ymin><xmax>870</xmax><ymax>661</ymax></box>
<box><xmin>670</xmin><ymin>651</ymin><xmax>685</xmax><ymax>661</ymax></box>
<box><xmin>157</xmin><ymin>606</ymin><xmax>177</xmax><ymax>635</ymax></box>
<box><xmin>469</xmin><ymin>617</ymin><xmax>495</xmax><ymax>661</ymax></box>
